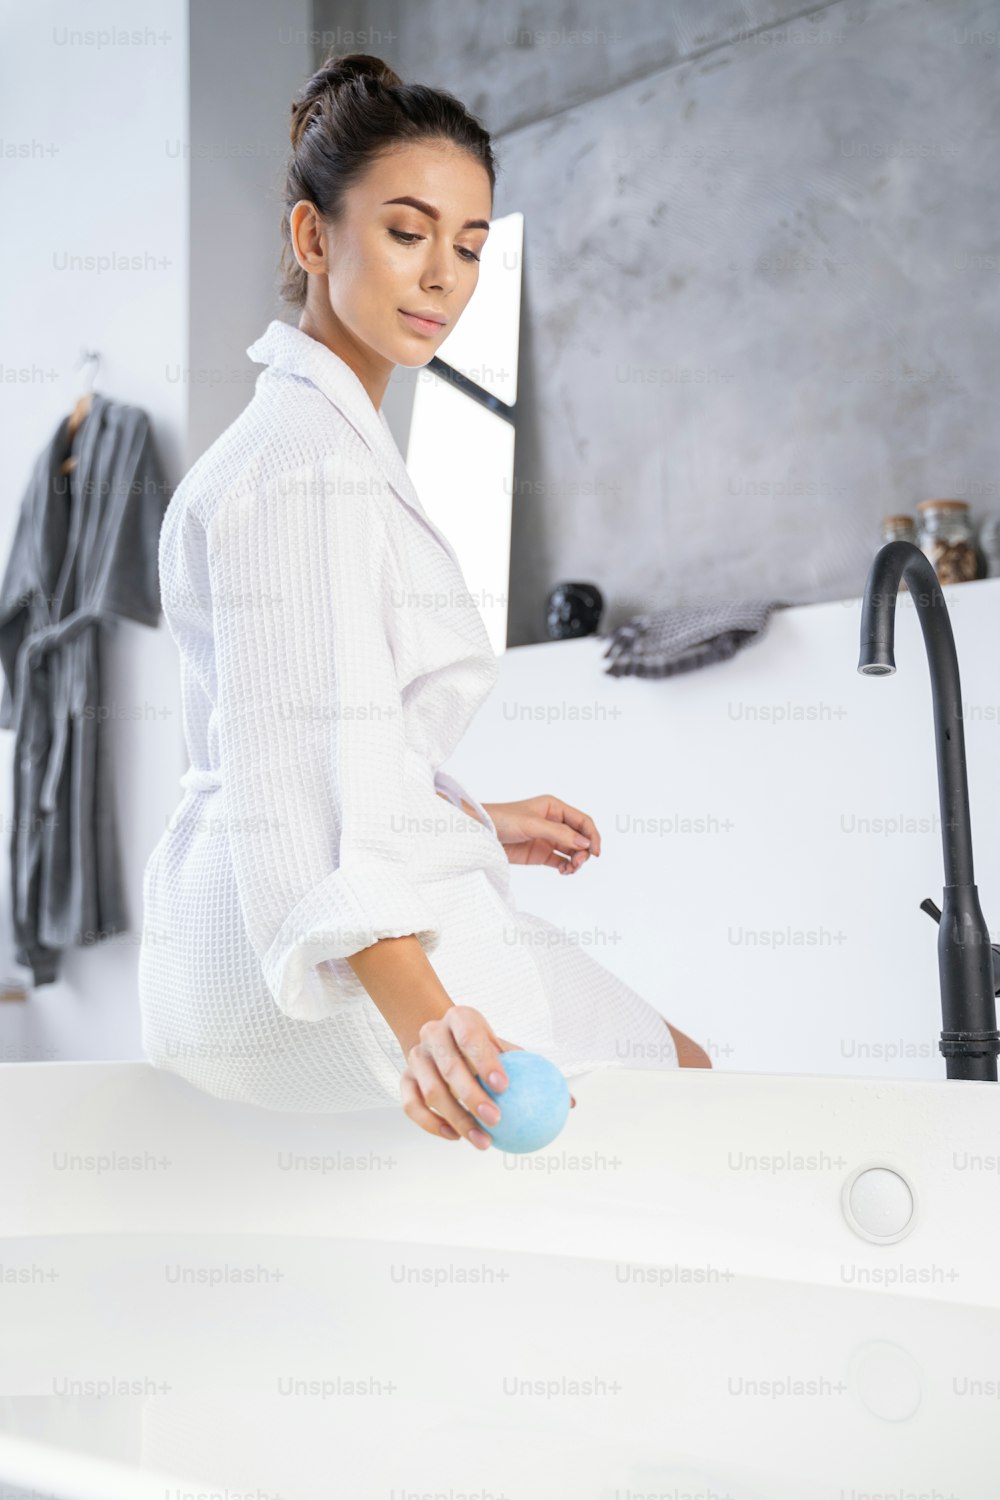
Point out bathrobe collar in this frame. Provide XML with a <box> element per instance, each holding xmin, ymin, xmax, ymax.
<box><xmin>246</xmin><ymin>319</ymin><xmax>464</xmax><ymax>575</ymax></box>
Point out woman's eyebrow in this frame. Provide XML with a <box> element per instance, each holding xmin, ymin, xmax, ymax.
<box><xmin>382</xmin><ymin>195</ymin><xmax>490</xmax><ymax>231</ymax></box>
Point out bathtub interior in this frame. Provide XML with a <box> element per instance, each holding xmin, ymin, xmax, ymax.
<box><xmin>0</xmin><ymin>1060</ymin><xmax>998</xmax><ymax>1497</ymax></box>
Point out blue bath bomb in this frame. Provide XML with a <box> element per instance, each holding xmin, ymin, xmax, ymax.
<box><xmin>474</xmin><ymin>1050</ymin><xmax>571</xmax><ymax>1154</ymax></box>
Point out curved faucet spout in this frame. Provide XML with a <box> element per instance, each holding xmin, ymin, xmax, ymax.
<box><xmin>858</xmin><ymin>540</ymin><xmax>999</xmax><ymax>1080</ymax></box>
<box><xmin>859</xmin><ymin>541</ymin><xmax>973</xmax><ymax>887</ymax></box>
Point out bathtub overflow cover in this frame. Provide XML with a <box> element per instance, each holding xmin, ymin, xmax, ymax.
<box><xmin>842</xmin><ymin>1166</ymin><xmax>916</xmax><ymax>1245</ymax></box>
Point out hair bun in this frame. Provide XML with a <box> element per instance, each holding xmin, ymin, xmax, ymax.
<box><xmin>320</xmin><ymin>52</ymin><xmax>403</xmax><ymax>90</ymax></box>
<box><xmin>290</xmin><ymin>52</ymin><xmax>403</xmax><ymax>147</ymax></box>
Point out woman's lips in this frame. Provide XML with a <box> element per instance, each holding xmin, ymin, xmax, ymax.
<box><xmin>399</xmin><ymin>309</ymin><xmax>444</xmax><ymax>335</ymax></box>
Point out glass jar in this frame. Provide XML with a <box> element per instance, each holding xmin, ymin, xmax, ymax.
<box><xmin>915</xmin><ymin>499</ymin><xmax>980</xmax><ymax>585</ymax></box>
<box><xmin>878</xmin><ymin>515</ymin><xmax>917</xmax><ymax>592</ymax></box>
<box><xmin>979</xmin><ymin>514</ymin><xmax>1000</xmax><ymax>578</ymax></box>
<box><xmin>879</xmin><ymin>514</ymin><xmax>917</xmax><ymax>545</ymax></box>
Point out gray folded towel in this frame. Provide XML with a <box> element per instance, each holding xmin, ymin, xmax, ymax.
<box><xmin>602</xmin><ymin>599</ymin><xmax>792</xmax><ymax>678</ymax></box>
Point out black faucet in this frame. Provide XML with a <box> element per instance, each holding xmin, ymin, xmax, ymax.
<box><xmin>858</xmin><ymin>540</ymin><xmax>1000</xmax><ymax>1082</ymax></box>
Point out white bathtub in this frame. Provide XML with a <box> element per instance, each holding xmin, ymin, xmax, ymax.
<box><xmin>1</xmin><ymin>1059</ymin><xmax>998</xmax><ymax>1497</ymax></box>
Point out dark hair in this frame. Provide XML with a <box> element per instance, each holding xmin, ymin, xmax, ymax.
<box><xmin>279</xmin><ymin>52</ymin><xmax>499</xmax><ymax>309</ymax></box>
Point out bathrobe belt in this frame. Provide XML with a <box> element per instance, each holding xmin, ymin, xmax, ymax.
<box><xmin>178</xmin><ymin>744</ymin><xmax>438</xmax><ymax>796</ymax></box>
<box><xmin>13</xmin><ymin>608</ymin><xmax>100</xmax><ymax>815</ymax></box>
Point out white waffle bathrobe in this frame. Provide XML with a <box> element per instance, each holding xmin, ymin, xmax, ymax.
<box><xmin>138</xmin><ymin>319</ymin><xmax>677</xmax><ymax>1112</ymax></box>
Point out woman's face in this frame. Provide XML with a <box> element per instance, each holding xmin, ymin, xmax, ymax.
<box><xmin>291</xmin><ymin>138</ymin><xmax>492</xmax><ymax>406</ymax></box>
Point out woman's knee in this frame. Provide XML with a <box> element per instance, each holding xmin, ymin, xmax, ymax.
<box><xmin>664</xmin><ymin>1019</ymin><xmax>713</xmax><ymax>1069</ymax></box>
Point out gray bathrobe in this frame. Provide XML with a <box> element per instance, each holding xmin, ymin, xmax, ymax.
<box><xmin>0</xmin><ymin>392</ymin><xmax>169</xmax><ymax>985</ymax></box>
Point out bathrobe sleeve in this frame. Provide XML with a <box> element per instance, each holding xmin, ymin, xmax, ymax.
<box><xmin>0</xmin><ymin>497</ymin><xmax>34</xmax><ymax>731</ymax></box>
<box><xmin>433</xmin><ymin>768</ymin><xmax>496</xmax><ymax>835</ymax></box>
<box><xmin>100</xmin><ymin>411</ymin><xmax>171</xmax><ymax>628</ymax></box>
<box><xmin>206</xmin><ymin>453</ymin><xmax>442</xmax><ymax>1022</ymax></box>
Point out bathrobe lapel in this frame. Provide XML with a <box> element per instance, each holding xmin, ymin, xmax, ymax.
<box><xmin>246</xmin><ymin>320</ymin><xmax>465</xmax><ymax>577</ymax></box>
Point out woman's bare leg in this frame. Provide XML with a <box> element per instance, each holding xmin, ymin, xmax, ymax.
<box><xmin>664</xmin><ymin>1019</ymin><xmax>712</xmax><ymax>1068</ymax></box>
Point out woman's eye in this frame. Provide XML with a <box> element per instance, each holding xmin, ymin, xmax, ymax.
<box><xmin>388</xmin><ymin>228</ymin><xmax>480</xmax><ymax>263</ymax></box>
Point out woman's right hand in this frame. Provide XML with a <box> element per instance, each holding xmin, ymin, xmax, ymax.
<box><xmin>399</xmin><ymin>1005</ymin><xmax>577</xmax><ymax>1149</ymax></box>
<box><xmin>398</xmin><ymin>1008</ymin><xmax>578</xmax><ymax>1146</ymax></box>
<box><xmin>399</xmin><ymin>1005</ymin><xmax>519</xmax><ymax>1149</ymax></box>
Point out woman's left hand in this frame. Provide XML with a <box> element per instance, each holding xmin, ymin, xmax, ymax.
<box><xmin>480</xmin><ymin>795</ymin><xmax>601</xmax><ymax>874</ymax></box>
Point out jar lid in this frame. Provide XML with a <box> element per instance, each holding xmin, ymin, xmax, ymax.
<box><xmin>916</xmin><ymin>498</ymin><xmax>969</xmax><ymax>511</ymax></box>
<box><xmin>881</xmin><ymin>514</ymin><xmax>915</xmax><ymax>526</ymax></box>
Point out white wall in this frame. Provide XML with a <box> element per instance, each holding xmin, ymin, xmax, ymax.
<box><xmin>441</xmin><ymin>575</ymin><xmax>1000</xmax><ymax>1083</ymax></box>
<box><xmin>0</xmin><ymin>0</ymin><xmax>309</xmax><ymax>1062</ymax></box>
<box><xmin>0</xmin><ymin>0</ymin><xmax>188</xmax><ymax>1061</ymax></box>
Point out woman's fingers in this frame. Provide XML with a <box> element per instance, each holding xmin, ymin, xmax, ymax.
<box><xmin>556</xmin><ymin>846</ymin><xmax>590</xmax><ymax>874</ymax></box>
<box><xmin>445</xmin><ymin>1004</ymin><xmax>516</xmax><ymax>1110</ymax></box>
<box><xmin>545</xmin><ymin>800</ymin><xmax>601</xmax><ymax>858</ymax></box>
<box><xmin>492</xmin><ymin>1035</ymin><xmax>522</xmax><ymax>1055</ymax></box>
<box><xmin>407</xmin><ymin>1041</ymin><xmax>493</xmax><ymax>1147</ymax></box>
<box><xmin>517</xmin><ymin>822</ymin><xmax>594</xmax><ymax>874</ymax></box>
<box><xmin>399</xmin><ymin>1069</ymin><xmax>461</xmax><ymax>1140</ymax></box>
<box><xmin>446</xmin><ymin>1008</ymin><xmax>511</xmax><ymax>1093</ymax></box>
<box><xmin>538</xmin><ymin>840</ymin><xmax>591</xmax><ymax>874</ymax></box>
<box><xmin>400</xmin><ymin>1013</ymin><xmax>577</xmax><ymax>1144</ymax></box>
<box><xmin>405</xmin><ymin>1007</ymin><xmax>512</xmax><ymax>1150</ymax></box>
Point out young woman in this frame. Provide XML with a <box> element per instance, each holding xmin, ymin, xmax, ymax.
<box><xmin>138</xmin><ymin>53</ymin><xmax>710</xmax><ymax>1154</ymax></box>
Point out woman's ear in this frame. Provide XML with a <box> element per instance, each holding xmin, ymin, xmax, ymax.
<box><xmin>289</xmin><ymin>200</ymin><xmax>328</xmax><ymax>276</ymax></box>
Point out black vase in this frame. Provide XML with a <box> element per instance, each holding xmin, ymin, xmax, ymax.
<box><xmin>545</xmin><ymin>581</ymin><xmax>604</xmax><ymax>640</ymax></box>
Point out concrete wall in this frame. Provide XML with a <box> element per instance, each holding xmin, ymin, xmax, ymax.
<box><xmin>312</xmin><ymin>0</ymin><xmax>1000</xmax><ymax>644</ymax></box>
<box><xmin>189</xmin><ymin>0</ymin><xmax>312</xmax><ymax>465</ymax></box>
